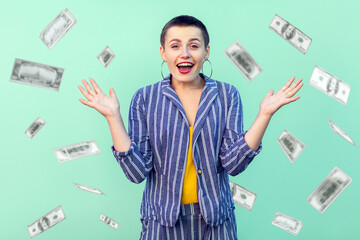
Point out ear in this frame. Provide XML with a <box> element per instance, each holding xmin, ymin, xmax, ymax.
<box><xmin>160</xmin><ymin>46</ymin><xmax>167</xmax><ymax>62</ymax></box>
<box><xmin>204</xmin><ymin>45</ymin><xmax>210</xmax><ymax>60</ymax></box>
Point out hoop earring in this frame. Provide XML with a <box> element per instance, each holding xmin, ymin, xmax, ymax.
<box><xmin>161</xmin><ymin>61</ymin><xmax>166</xmax><ymax>79</ymax></box>
<box><xmin>201</xmin><ymin>59</ymin><xmax>213</xmax><ymax>79</ymax></box>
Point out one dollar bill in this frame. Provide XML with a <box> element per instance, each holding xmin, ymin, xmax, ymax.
<box><xmin>272</xmin><ymin>212</ymin><xmax>303</xmax><ymax>236</ymax></box>
<box><xmin>277</xmin><ymin>130</ymin><xmax>306</xmax><ymax>163</ymax></box>
<box><xmin>229</xmin><ymin>181</ymin><xmax>257</xmax><ymax>211</ymax></box>
<box><xmin>27</xmin><ymin>206</ymin><xmax>66</xmax><ymax>238</ymax></box>
<box><xmin>309</xmin><ymin>66</ymin><xmax>351</xmax><ymax>105</ymax></box>
<box><xmin>269</xmin><ymin>14</ymin><xmax>312</xmax><ymax>54</ymax></box>
<box><xmin>100</xmin><ymin>214</ymin><xmax>119</xmax><ymax>230</ymax></box>
<box><xmin>39</xmin><ymin>9</ymin><xmax>77</xmax><ymax>49</ymax></box>
<box><xmin>223</xmin><ymin>40</ymin><xmax>262</xmax><ymax>81</ymax></box>
<box><xmin>307</xmin><ymin>166</ymin><xmax>352</xmax><ymax>214</ymax></box>
<box><xmin>10</xmin><ymin>58</ymin><xmax>64</xmax><ymax>91</ymax></box>
<box><xmin>25</xmin><ymin>117</ymin><xmax>46</xmax><ymax>138</ymax></box>
<box><xmin>53</xmin><ymin>140</ymin><xmax>101</xmax><ymax>163</ymax></box>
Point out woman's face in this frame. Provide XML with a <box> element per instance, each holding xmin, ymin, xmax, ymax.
<box><xmin>160</xmin><ymin>26</ymin><xmax>210</xmax><ymax>83</ymax></box>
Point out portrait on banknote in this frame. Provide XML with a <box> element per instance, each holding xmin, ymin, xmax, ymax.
<box><xmin>37</xmin><ymin>217</ymin><xmax>50</xmax><ymax>232</ymax></box>
<box><xmin>326</xmin><ymin>77</ymin><xmax>339</xmax><ymax>95</ymax></box>
<box><xmin>281</xmin><ymin>23</ymin><xmax>295</xmax><ymax>40</ymax></box>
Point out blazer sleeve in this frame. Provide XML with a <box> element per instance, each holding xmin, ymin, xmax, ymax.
<box><xmin>111</xmin><ymin>89</ymin><xmax>153</xmax><ymax>183</ymax></box>
<box><xmin>219</xmin><ymin>86</ymin><xmax>262</xmax><ymax>176</ymax></box>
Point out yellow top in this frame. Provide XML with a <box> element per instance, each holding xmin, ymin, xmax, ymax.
<box><xmin>181</xmin><ymin>126</ymin><xmax>199</xmax><ymax>204</ymax></box>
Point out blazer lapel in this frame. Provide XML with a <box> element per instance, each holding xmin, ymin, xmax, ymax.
<box><xmin>161</xmin><ymin>74</ymin><xmax>219</xmax><ymax>146</ymax></box>
<box><xmin>192</xmin><ymin>75</ymin><xmax>218</xmax><ymax>147</ymax></box>
<box><xmin>161</xmin><ymin>75</ymin><xmax>189</xmax><ymax>127</ymax></box>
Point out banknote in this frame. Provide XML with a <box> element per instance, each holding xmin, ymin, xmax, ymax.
<box><xmin>309</xmin><ymin>66</ymin><xmax>350</xmax><ymax>105</ymax></box>
<box><xmin>40</xmin><ymin>9</ymin><xmax>77</xmax><ymax>49</ymax></box>
<box><xmin>307</xmin><ymin>167</ymin><xmax>352</xmax><ymax>214</ymax></box>
<box><xmin>97</xmin><ymin>46</ymin><xmax>115</xmax><ymax>68</ymax></box>
<box><xmin>27</xmin><ymin>206</ymin><xmax>66</xmax><ymax>238</ymax></box>
<box><xmin>25</xmin><ymin>117</ymin><xmax>46</xmax><ymax>139</ymax></box>
<box><xmin>327</xmin><ymin>119</ymin><xmax>357</xmax><ymax>147</ymax></box>
<box><xmin>10</xmin><ymin>58</ymin><xmax>64</xmax><ymax>91</ymax></box>
<box><xmin>269</xmin><ymin>14</ymin><xmax>312</xmax><ymax>54</ymax></box>
<box><xmin>272</xmin><ymin>212</ymin><xmax>303</xmax><ymax>236</ymax></box>
<box><xmin>229</xmin><ymin>181</ymin><xmax>257</xmax><ymax>211</ymax></box>
<box><xmin>100</xmin><ymin>214</ymin><xmax>118</xmax><ymax>230</ymax></box>
<box><xmin>73</xmin><ymin>182</ymin><xmax>105</xmax><ymax>195</ymax></box>
<box><xmin>223</xmin><ymin>40</ymin><xmax>262</xmax><ymax>81</ymax></box>
<box><xmin>53</xmin><ymin>140</ymin><xmax>101</xmax><ymax>163</ymax></box>
<box><xmin>277</xmin><ymin>130</ymin><xmax>305</xmax><ymax>163</ymax></box>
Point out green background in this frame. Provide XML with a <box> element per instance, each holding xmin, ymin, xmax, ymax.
<box><xmin>1</xmin><ymin>0</ymin><xmax>359</xmax><ymax>239</ymax></box>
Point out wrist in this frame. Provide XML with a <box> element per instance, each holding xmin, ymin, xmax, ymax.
<box><xmin>258</xmin><ymin>109</ymin><xmax>273</xmax><ymax>120</ymax></box>
<box><xmin>105</xmin><ymin>111</ymin><xmax>121</xmax><ymax>122</ymax></box>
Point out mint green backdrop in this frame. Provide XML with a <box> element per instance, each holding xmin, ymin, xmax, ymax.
<box><xmin>1</xmin><ymin>0</ymin><xmax>359</xmax><ymax>239</ymax></box>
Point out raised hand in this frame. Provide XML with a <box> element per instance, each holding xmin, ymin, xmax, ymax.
<box><xmin>78</xmin><ymin>78</ymin><xmax>120</xmax><ymax>119</ymax></box>
<box><xmin>259</xmin><ymin>77</ymin><xmax>303</xmax><ymax>117</ymax></box>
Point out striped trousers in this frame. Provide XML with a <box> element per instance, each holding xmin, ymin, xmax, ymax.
<box><xmin>139</xmin><ymin>203</ymin><xmax>238</xmax><ymax>240</ymax></box>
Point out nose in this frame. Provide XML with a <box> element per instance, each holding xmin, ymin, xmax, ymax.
<box><xmin>180</xmin><ymin>46</ymin><xmax>190</xmax><ymax>58</ymax></box>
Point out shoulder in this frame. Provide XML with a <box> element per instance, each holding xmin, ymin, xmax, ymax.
<box><xmin>131</xmin><ymin>80</ymin><xmax>163</xmax><ymax>102</ymax></box>
<box><xmin>213</xmin><ymin>79</ymin><xmax>241</xmax><ymax>100</ymax></box>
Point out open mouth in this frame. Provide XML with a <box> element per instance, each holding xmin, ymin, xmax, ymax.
<box><xmin>177</xmin><ymin>62</ymin><xmax>194</xmax><ymax>73</ymax></box>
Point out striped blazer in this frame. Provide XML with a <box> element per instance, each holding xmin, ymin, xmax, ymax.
<box><xmin>111</xmin><ymin>74</ymin><xmax>262</xmax><ymax>227</ymax></box>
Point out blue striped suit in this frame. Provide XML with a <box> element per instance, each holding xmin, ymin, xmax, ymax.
<box><xmin>111</xmin><ymin>74</ymin><xmax>262</xmax><ymax>238</ymax></box>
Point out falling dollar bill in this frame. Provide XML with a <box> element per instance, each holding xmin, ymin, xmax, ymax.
<box><xmin>223</xmin><ymin>40</ymin><xmax>262</xmax><ymax>81</ymax></box>
<box><xmin>10</xmin><ymin>58</ymin><xmax>64</xmax><ymax>91</ymax></box>
<box><xmin>229</xmin><ymin>181</ymin><xmax>257</xmax><ymax>211</ymax></box>
<box><xmin>39</xmin><ymin>9</ymin><xmax>77</xmax><ymax>49</ymax></box>
<box><xmin>277</xmin><ymin>130</ymin><xmax>306</xmax><ymax>163</ymax></box>
<box><xmin>269</xmin><ymin>14</ymin><xmax>312</xmax><ymax>54</ymax></box>
<box><xmin>327</xmin><ymin>119</ymin><xmax>357</xmax><ymax>147</ymax></box>
<box><xmin>272</xmin><ymin>212</ymin><xmax>303</xmax><ymax>236</ymax></box>
<box><xmin>53</xmin><ymin>140</ymin><xmax>101</xmax><ymax>163</ymax></box>
<box><xmin>307</xmin><ymin>167</ymin><xmax>352</xmax><ymax>214</ymax></box>
<box><xmin>25</xmin><ymin>117</ymin><xmax>46</xmax><ymax>139</ymax></box>
<box><xmin>309</xmin><ymin>66</ymin><xmax>351</xmax><ymax>105</ymax></box>
<box><xmin>100</xmin><ymin>214</ymin><xmax>119</xmax><ymax>230</ymax></box>
<box><xmin>73</xmin><ymin>182</ymin><xmax>105</xmax><ymax>195</ymax></box>
<box><xmin>27</xmin><ymin>206</ymin><xmax>66</xmax><ymax>238</ymax></box>
<box><xmin>97</xmin><ymin>46</ymin><xmax>115</xmax><ymax>68</ymax></box>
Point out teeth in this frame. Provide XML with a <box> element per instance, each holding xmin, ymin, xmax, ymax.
<box><xmin>177</xmin><ymin>63</ymin><xmax>193</xmax><ymax>67</ymax></box>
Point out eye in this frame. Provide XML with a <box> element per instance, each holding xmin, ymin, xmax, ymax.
<box><xmin>190</xmin><ymin>44</ymin><xmax>199</xmax><ymax>48</ymax></box>
<box><xmin>171</xmin><ymin>45</ymin><xmax>179</xmax><ymax>49</ymax></box>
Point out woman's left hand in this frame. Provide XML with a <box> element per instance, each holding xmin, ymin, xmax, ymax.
<box><xmin>259</xmin><ymin>77</ymin><xmax>303</xmax><ymax>117</ymax></box>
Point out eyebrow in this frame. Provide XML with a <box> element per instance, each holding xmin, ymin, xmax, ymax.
<box><xmin>169</xmin><ymin>38</ymin><xmax>201</xmax><ymax>43</ymax></box>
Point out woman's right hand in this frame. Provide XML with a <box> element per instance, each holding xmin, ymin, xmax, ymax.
<box><xmin>78</xmin><ymin>78</ymin><xmax>120</xmax><ymax>119</ymax></box>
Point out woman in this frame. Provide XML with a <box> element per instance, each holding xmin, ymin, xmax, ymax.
<box><xmin>78</xmin><ymin>15</ymin><xmax>303</xmax><ymax>240</ymax></box>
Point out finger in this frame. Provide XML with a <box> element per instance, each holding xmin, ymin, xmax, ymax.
<box><xmin>78</xmin><ymin>85</ymin><xmax>94</xmax><ymax>101</ymax></box>
<box><xmin>280</xmin><ymin>77</ymin><xmax>296</xmax><ymax>92</ymax></box>
<box><xmin>287</xmin><ymin>82</ymin><xmax>303</xmax><ymax>98</ymax></box>
<box><xmin>82</xmin><ymin>79</ymin><xmax>96</xmax><ymax>96</ymax></box>
<box><xmin>89</xmin><ymin>78</ymin><xmax>103</xmax><ymax>94</ymax></box>
<box><xmin>79</xmin><ymin>98</ymin><xmax>96</xmax><ymax>108</ymax></box>
<box><xmin>109</xmin><ymin>88</ymin><xmax>117</xmax><ymax>98</ymax></box>
<box><xmin>285</xmin><ymin>78</ymin><xmax>302</xmax><ymax>94</ymax></box>
<box><xmin>266</xmin><ymin>89</ymin><xmax>274</xmax><ymax>96</ymax></box>
<box><xmin>284</xmin><ymin>95</ymin><xmax>300</xmax><ymax>105</ymax></box>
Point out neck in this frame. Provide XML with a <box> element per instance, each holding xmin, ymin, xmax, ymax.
<box><xmin>170</xmin><ymin>74</ymin><xmax>205</xmax><ymax>91</ymax></box>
